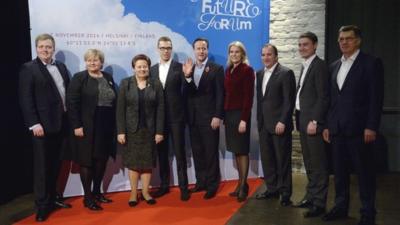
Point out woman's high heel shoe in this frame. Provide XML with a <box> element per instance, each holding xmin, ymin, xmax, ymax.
<box><xmin>237</xmin><ymin>183</ymin><xmax>249</xmax><ymax>202</ymax></box>
<box><xmin>229</xmin><ymin>185</ymin><xmax>240</xmax><ymax>197</ymax></box>
<box><xmin>141</xmin><ymin>194</ymin><xmax>156</xmax><ymax>205</ymax></box>
<box><xmin>83</xmin><ymin>198</ymin><xmax>103</xmax><ymax>211</ymax></box>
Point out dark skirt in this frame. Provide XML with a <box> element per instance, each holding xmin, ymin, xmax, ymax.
<box><xmin>122</xmin><ymin>128</ymin><xmax>156</xmax><ymax>170</ymax></box>
<box><xmin>74</xmin><ymin>106</ymin><xmax>115</xmax><ymax>166</ymax></box>
<box><xmin>225</xmin><ymin>110</ymin><xmax>250</xmax><ymax>154</ymax></box>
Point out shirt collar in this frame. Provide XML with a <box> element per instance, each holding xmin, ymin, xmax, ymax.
<box><xmin>40</xmin><ymin>58</ymin><xmax>55</xmax><ymax>66</ymax></box>
<box><xmin>265</xmin><ymin>62</ymin><xmax>278</xmax><ymax>73</ymax></box>
<box><xmin>341</xmin><ymin>49</ymin><xmax>360</xmax><ymax>63</ymax></box>
<box><xmin>196</xmin><ymin>58</ymin><xmax>208</xmax><ymax>68</ymax></box>
<box><xmin>303</xmin><ymin>54</ymin><xmax>316</xmax><ymax>67</ymax></box>
<box><xmin>160</xmin><ymin>58</ymin><xmax>172</xmax><ymax>66</ymax></box>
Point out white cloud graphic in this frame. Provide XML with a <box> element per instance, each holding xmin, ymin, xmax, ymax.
<box><xmin>29</xmin><ymin>0</ymin><xmax>194</xmax><ymax>81</ymax></box>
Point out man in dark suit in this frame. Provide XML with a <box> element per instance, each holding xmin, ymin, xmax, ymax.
<box><xmin>255</xmin><ymin>44</ymin><xmax>296</xmax><ymax>206</ymax></box>
<box><xmin>150</xmin><ymin>36</ymin><xmax>190</xmax><ymax>201</ymax></box>
<box><xmin>322</xmin><ymin>25</ymin><xmax>384</xmax><ymax>225</ymax></box>
<box><xmin>293</xmin><ymin>32</ymin><xmax>329</xmax><ymax>217</ymax></box>
<box><xmin>182</xmin><ymin>37</ymin><xmax>224</xmax><ymax>199</ymax></box>
<box><xmin>19</xmin><ymin>33</ymin><xmax>71</xmax><ymax>222</ymax></box>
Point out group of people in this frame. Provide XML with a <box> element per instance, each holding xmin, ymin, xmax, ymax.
<box><xmin>19</xmin><ymin>25</ymin><xmax>383</xmax><ymax>225</ymax></box>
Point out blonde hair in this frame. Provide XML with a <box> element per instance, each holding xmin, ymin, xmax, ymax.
<box><xmin>84</xmin><ymin>49</ymin><xmax>105</xmax><ymax>64</ymax></box>
<box><xmin>227</xmin><ymin>41</ymin><xmax>249</xmax><ymax>67</ymax></box>
<box><xmin>35</xmin><ymin>33</ymin><xmax>55</xmax><ymax>48</ymax></box>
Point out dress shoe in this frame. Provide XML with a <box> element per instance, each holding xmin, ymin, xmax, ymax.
<box><xmin>358</xmin><ymin>215</ymin><xmax>375</xmax><ymax>225</ymax></box>
<box><xmin>83</xmin><ymin>198</ymin><xmax>103</xmax><ymax>211</ymax></box>
<box><xmin>321</xmin><ymin>207</ymin><xmax>348</xmax><ymax>221</ymax></box>
<box><xmin>203</xmin><ymin>191</ymin><xmax>217</xmax><ymax>200</ymax></box>
<box><xmin>237</xmin><ymin>183</ymin><xmax>249</xmax><ymax>202</ymax></box>
<box><xmin>303</xmin><ymin>205</ymin><xmax>325</xmax><ymax>218</ymax></box>
<box><xmin>142</xmin><ymin>194</ymin><xmax>157</xmax><ymax>205</ymax></box>
<box><xmin>229</xmin><ymin>186</ymin><xmax>240</xmax><ymax>197</ymax></box>
<box><xmin>35</xmin><ymin>209</ymin><xmax>50</xmax><ymax>222</ymax></box>
<box><xmin>293</xmin><ymin>198</ymin><xmax>312</xmax><ymax>208</ymax></box>
<box><xmin>153</xmin><ymin>188</ymin><xmax>170</xmax><ymax>198</ymax></box>
<box><xmin>94</xmin><ymin>194</ymin><xmax>113</xmax><ymax>203</ymax></box>
<box><xmin>54</xmin><ymin>199</ymin><xmax>72</xmax><ymax>209</ymax></box>
<box><xmin>128</xmin><ymin>200</ymin><xmax>138</xmax><ymax>207</ymax></box>
<box><xmin>180</xmin><ymin>189</ymin><xmax>191</xmax><ymax>201</ymax></box>
<box><xmin>255</xmin><ymin>191</ymin><xmax>279</xmax><ymax>200</ymax></box>
<box><xmin>190</xmin><ymin>185</ymin><xmax>206</xmax><ymax>193</ymax></box>
<box><xmin>280</xmin><ymin>197</ymin><xmax>292</xmax><ymax>206</ymax></box>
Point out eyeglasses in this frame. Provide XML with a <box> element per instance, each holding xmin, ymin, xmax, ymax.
<box><xmin>159</xmin><ymin>47</ymin><xmax>172</xmax><ymax>51</ymax></box>
<box><xmin>338</xmin><ymin>37</ymin><xmax>357</xmax><ymax>42</ymax></box>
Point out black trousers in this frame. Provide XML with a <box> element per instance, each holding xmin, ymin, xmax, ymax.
<box><xmin>299</xmin><ymin>131</ymin><xmax>329</xmax><ymax>207</ymax></box>
<box><xmin>259</xmin><ymin>127</ymin><xmax>292</xmax><ymax>198</ymax></box>
<box><xmin>331</xmin><ymin>135</ymin><xmax>376</xmax><ymax>218</ymax></box>
<box><xmin>32</xmin><ymin>129</ymin><xmax>67</xmax><ymax>209</ymax></box>
<box><xmin>189</xmin><ymin>124</ymin><xmax>220</xmax><ymax>192</ymax></box>
<box><xmin>156</xmin><ymin>122</ymin><xmax>188</xmax><ymax>190</ymax></box>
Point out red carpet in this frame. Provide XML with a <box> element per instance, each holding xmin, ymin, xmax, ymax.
<box><xmin>15</xmin><ymin>179</ymin><xmax>262</xmax><ymax>225</ymax></box>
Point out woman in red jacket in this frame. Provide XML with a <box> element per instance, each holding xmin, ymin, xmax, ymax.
<box><xmin>224</xmin><ymin>41</ymin><xmax>255</xmax><ymax>202</ymax></box>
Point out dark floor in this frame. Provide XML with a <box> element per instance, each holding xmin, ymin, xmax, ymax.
<box><xmin>227</xmin><ymin>173</ymin><xmax>400</xmax><ymax>225</ymax></box>
<box><xmin>1</xmin><ymin>173</ymin><xmax>399</xmax><ymax>225</ymax></box>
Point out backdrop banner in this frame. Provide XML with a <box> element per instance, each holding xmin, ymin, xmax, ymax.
<box><xmin>29</xmin><ymin>0</ymin><xmax>270</xmax><ymax>196</ymax></box>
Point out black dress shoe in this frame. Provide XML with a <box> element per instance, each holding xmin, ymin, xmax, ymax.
<box><xmin>35</xmin><ymin>209</ymin><xmax>50</xmax><ymax>222</ymax></box>
<box><xmin>303</xmin><ymin>205</ymin><xmax>325</xmax><ymax>218</ymax></box>
<box><xmin>190</xmin><ymin>185</ymin><xmax>206</xmax><ymax>193</ymax></box>
<box><xmin>94</xmin><ymin>194</ymin><xmax>113</xmax><ymax>203</ymax></box>
<box><xmin>153</xmin><ymin>188</ymin><xmax>170</xmax><ymax>198</ymax></box>
<box><xmin>54</xmin><ymin>199</ymin><xmax>72</xmax><ymax>209</ymax></box>
<box><xmin>358</xmin><ymin>216</ymin><xmax>375</xmax><ymax>225</ymax></box>
<box><xmin>255</xmin><ymin>191</ymin><xmax>279</xmax><ymax>200</ymax></box>
<box><xmin>203</xmin><ymin>191</ymin><xmax>217</xmax><ymax>200</ymax></box>
<box><xmin>237</xmin><ymin>183</ymin><xmax>249</xmax><ymax>202</ymax></box>
<box><xmin>142</xmin><ymin>194</ymin><xmax>157</xmax><ymax>205</ymax></box>
<box><xmin>180</xmin><ymin>189</ymin><xmax>191</xmax><ymax>201</ymax></box>
<box><xmin>83</xmin><ymin>198</ymin><xmax>103</xmax><ymax>211</ymax></box>
<box><xmin>321</xmin><ymin>207</ymin><xmax>348</xmax><ymax>221</ymax></box>
<box><xmin>280</xmin><ymin>197</ymin><xmax>292</xmax><ymax>206</ymax></box>
<box><xmin>229</xmin><ymin>186</ymin><xmax>240</xmax><ymax>197</ymax></box>
<box><xmin>293</xmin><ymin>199</ymin><xmax>312</xmax><ymax>208</ymax></box>
<box><xmin>128</xmin><ymin>200</ymin><xmax>138</xmax><ymax>207</ymax></box>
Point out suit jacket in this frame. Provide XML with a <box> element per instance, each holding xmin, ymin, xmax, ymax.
<box><xmin>66</xmin><ymin>70</ymin><xmax>117</xmax><ymax>159</ymax></box>
<box><xmin>327</xmin><ymin>51</ymin><xmax>384</xmax><ymax>136</ymax></box>
<box><xmin>297</xmin><ymin>56</ymin><xmax>330</xmax><ymax>133</ymax></box>
<box><xmin>116</xmin><ymin>76</ymin><xmax>164</xmax><ymax>136</ymax></box>
<box><xmin>19</xmin><ymin>57</ymin><xmax>70</xmax><ymax>133</ymax></box>
<box><xmin>150</xmin><ymin>60</ymin><xmax>185</xmax><ymax>124</ymax></box>
<box><xmin>185</xmin><ymin>61</ymin><xmax>224</xmax><ymax>126</ymax></box>
<box><xmin>256</xmin><ymin>63</ymin><xmax>296</xmax><ymax>133</ymax></box>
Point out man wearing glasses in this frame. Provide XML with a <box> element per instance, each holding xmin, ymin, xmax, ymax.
<box><xmin>150</xmin><ymin>36</ymin><xmax>190</xmax><ymax>201</ymax></box>
<box><xmin>322</xmin><ymin>25</ymin><xmax>384</xmax><ymax>225</ymax></box>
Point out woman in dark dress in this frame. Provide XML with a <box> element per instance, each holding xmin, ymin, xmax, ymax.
<box><xmin>67</xmin><ymin>49</ymin><xmax>117</xmax><ymax>210</ymax></box>
<box><xmin>224</xmin><ymin>41</ymin><xmax>255</xmax><ymax>202</ymax></box>
<box><xmin>116</xmin><ymin>54</ymin><xmax>164</xmax><ymax>207</ymax></box>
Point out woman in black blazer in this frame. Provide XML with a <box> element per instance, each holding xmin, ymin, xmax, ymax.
<box><xmin>116</xmin><ymin>54</ymin><xmax>164</xmax><ymax>207</ymax></box>
<box><xmin>67</xmin><ymin>49</ymin><xmax>117</xmax><ymax>210</ymax></box>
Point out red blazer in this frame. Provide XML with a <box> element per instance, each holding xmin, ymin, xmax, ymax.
<box><xmin>224</xmin><ymin>63</ymin><xmax>255</xmax><ymax>122</ymax></box>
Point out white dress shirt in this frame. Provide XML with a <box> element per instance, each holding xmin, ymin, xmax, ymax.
<box><xmin>262</xmin><ymin>62</ymin><xmax>278</xmax><ymax>96</ymax></box>
<box><xmin>295</xmin><ymin>54</ymin><xmax>316</xmax><ymax>110</ymax></box>
<box><xmin>159</xmin><ymin>58</ymin><xmax>172</xmax><ymax>89</ymax></box>
<box><xmin>337</xmin><ymin>49</ymin><xmax>360</xmax><ymax>90</ymax></box>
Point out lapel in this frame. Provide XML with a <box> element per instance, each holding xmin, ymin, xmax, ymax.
<box><xmin>129</xmin><ymin>76</ymin><xmax>139</xmax><ymax>104</ymax></box>
<box><xmin>197</xmin><ymin>62</ymin><xmax>210</xmax><ymax>89</ymax></box>
<box><xmin>54</xmin><ymin>62</ymin><xmax>69</xmax><ymax>88</ymax></box>
<box><xmin>264</xmin><ymin>63</ymin><xmax>280</xmax><ymax>98</ymax></box>
<box><xmin>331</xmin><ymin>60</ymin><xmax>341</xmax><ymax>93</ymax></box>
<box><xmin>35</xmin><ymin>58</ymin><xmax>63</xmax><ymax>99</ymax></box>
<box><xmin>298</xmin><ymin>56</ymin><xmax>317</xmax><ymax>95</ymax></box>
<box><xmin>164</xmin><ymin>60</ymin><xmax>176</xmax><ymax>89</ymax></box>
<box><xmin>340</xmin><ymin>52</ymin><xmax>362</xmax><ymax>92</ymax></box>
